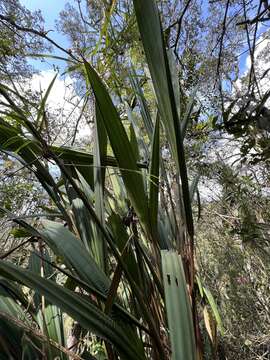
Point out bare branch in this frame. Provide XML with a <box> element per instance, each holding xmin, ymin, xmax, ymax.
<box><xmin>236</xmin><ymin>3</ymin><xmax>270</xmax><ymax>25</ymax></box>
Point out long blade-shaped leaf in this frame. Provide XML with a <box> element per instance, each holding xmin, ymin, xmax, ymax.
<box><xmin>161</xmin><ymin>250</ymin><xmax>196</xmax><ymax>360</ymax></box>
<box><xmin>132</xmin><ymin>0</ymin><xmax>194</xmax><ymax>238</ymax></box>
<box><xmin>149</xmin><ymin>115</ymin><xmax>160</xmax><ymax>237</ymax></box>
<box><xmin>36</xmin><ymin>73</ymin><xmax>57</xmax><ymax>125</ymax></box>
<box><xmin>40</xmin><ymin>220</ymin><xmax>110</xmax><ymax>294</ymax></box>
<box><xmin>0</xmin><ymin>261</ymin><xmax>146</xmax><ymax>360</ymax></box>
<box><xmin>83</xmin><ymin>61</ymin><xmax>150</xmax><ymax>235</ymax></box>
<box><xmin>0</xmin><ymin>279</ymin><xmax>45</xmax><ymax>358</ymax></box>
<box><xmin>129</xmin><ymin>67</ymin><xmax>153</xmax><ymax>139</ymax></box>
<box><xmin>93</xmin><ymin>104</ymin><xmax>107</xmax><ymax>271</ymax></box>
<box><xmin>29</xmin><ymin>250</ymin><xmax>67</xmax><ymax>360</ymax></box>
<box><xmin>0</xmin><ymin>118</ymin><xmax>148</xmax><ymax>189</ymax></box>
<box><xmin>203</xmin><ymin>287</ymin><xmax>224</xmax><ymax>336</ymax></box>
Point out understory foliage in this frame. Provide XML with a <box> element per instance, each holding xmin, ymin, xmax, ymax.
<box><xmin>0</xmin><ymin>1</ymin><xmax>199</xmax><ymax>359</ymax></box>
<box><xmin>0</xmin><ymin>0</ymin><xmax>270</xmax><ymax>360</ymax></box>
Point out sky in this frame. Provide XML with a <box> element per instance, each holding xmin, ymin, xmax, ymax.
<box><xmin>19</xmin><ymin>0</ymin><xmax>270</xmax><ymax>105</ymax></box>
<box><xmin>21</xmin><ymin>0</ymin><xmax>69</xmax><ymax>71</ymax></box>
<box><xmin>20</xmin><ymin>0</ymin><xmax>264</xmax><ymax>76</ymax></box>
<box><xmin>19</xmin><ymin>1</ymin><xmax>91</xmax><ymax>143</ymax></box>
<box><xmin>21</xmin><ymin>0</ymin><xmax>64</xmax><ymax>28</ymax></box>
<box><xmin>18</xmin><ymin>1</ymin><xmax>270</xmax><ymax>141</ymax></box>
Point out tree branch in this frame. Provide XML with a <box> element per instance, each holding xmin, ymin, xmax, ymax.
<box><xmin>0</xmin><ymin>14</ymin><xmax>80</xmax><ymax>62</ymax></box>
<box><xmin>236</xmin><ymin>3</ymin><xmax>270</xmax><ymax>25</ymax></box>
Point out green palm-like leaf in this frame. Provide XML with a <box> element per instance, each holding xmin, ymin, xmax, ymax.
<box><xmin>161</xmin><ymin>250</ymin><xmax>196</xmax><ymax>360</ymax></box>
<box><xmin>132</xmin><ymin>0</ymin><xmax>194</xmax><ymax>238</ymax></box>
<box><xmin>149</xmin><ymin>115</ymin><xmax>160</xmax><ymax>238</ymax></box>
<box><xmin>0</xmin><ymin>260</ymin><xmax>146</xmax><ymax>360</ymax></box>
<box><xmin>92</xmin><ymin>104</ymin><xmax>108</xmax><ymax>271</ymax></box>
<box><xmin>29</xmin><ymin>250</ymin><xmax>67</xmax><ymax>360</ymax></box>
<box><xmin>40</xmin><ymin>220</ymin><xmax>110</xmax><ymax>294</ymax></box>
<box><xmin>83</xmin><ymin>61</ymin><xmax>150</xmax><ymax>235</ymax></box>
<box><xmin>0</xmin><ymin>279</ymin><xmax>49</xmax><ymax>358</ymax></box>
<box><xmin>203</xmin><ymin>287</ymin><xmax>224</xmax><ymax>335</ymax></box>
<box><xmin>0</xmin><ymin>118</ymin><xmax>147</xmax><ymax>189</ymax></box>
<box><xmin>129</xmin><ymin>67</ymin><xmax>153</xmax><ymax>140</ymax></box>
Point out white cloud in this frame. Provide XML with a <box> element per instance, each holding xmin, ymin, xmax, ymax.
<box><xmin>0</xmin><ymin>69</ymin><xmax>92</xmax><ymax>146</ymax></box>
<box><xmin>231</xmin><ymin>32</ymin><xmax>270</xmax><ymax>121</ymax></box>
<box><xmin>245</xmin><ymin>36</ymin><xmax>269</xmax><ymax>72</ymax></box>
<box><xmin>28</xmin><ymin>70</ymin><xmax>92</xmax><ymax>145</ymax></box>
<box><xmin>31</xmin><ymin>70</ymin><xmax>74</xmax><ymax>109</ymax></box>
<box><xmin>235</xmin><ymin>33</ymin><xmax>270</xmax><ymax>96</ymax></box>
